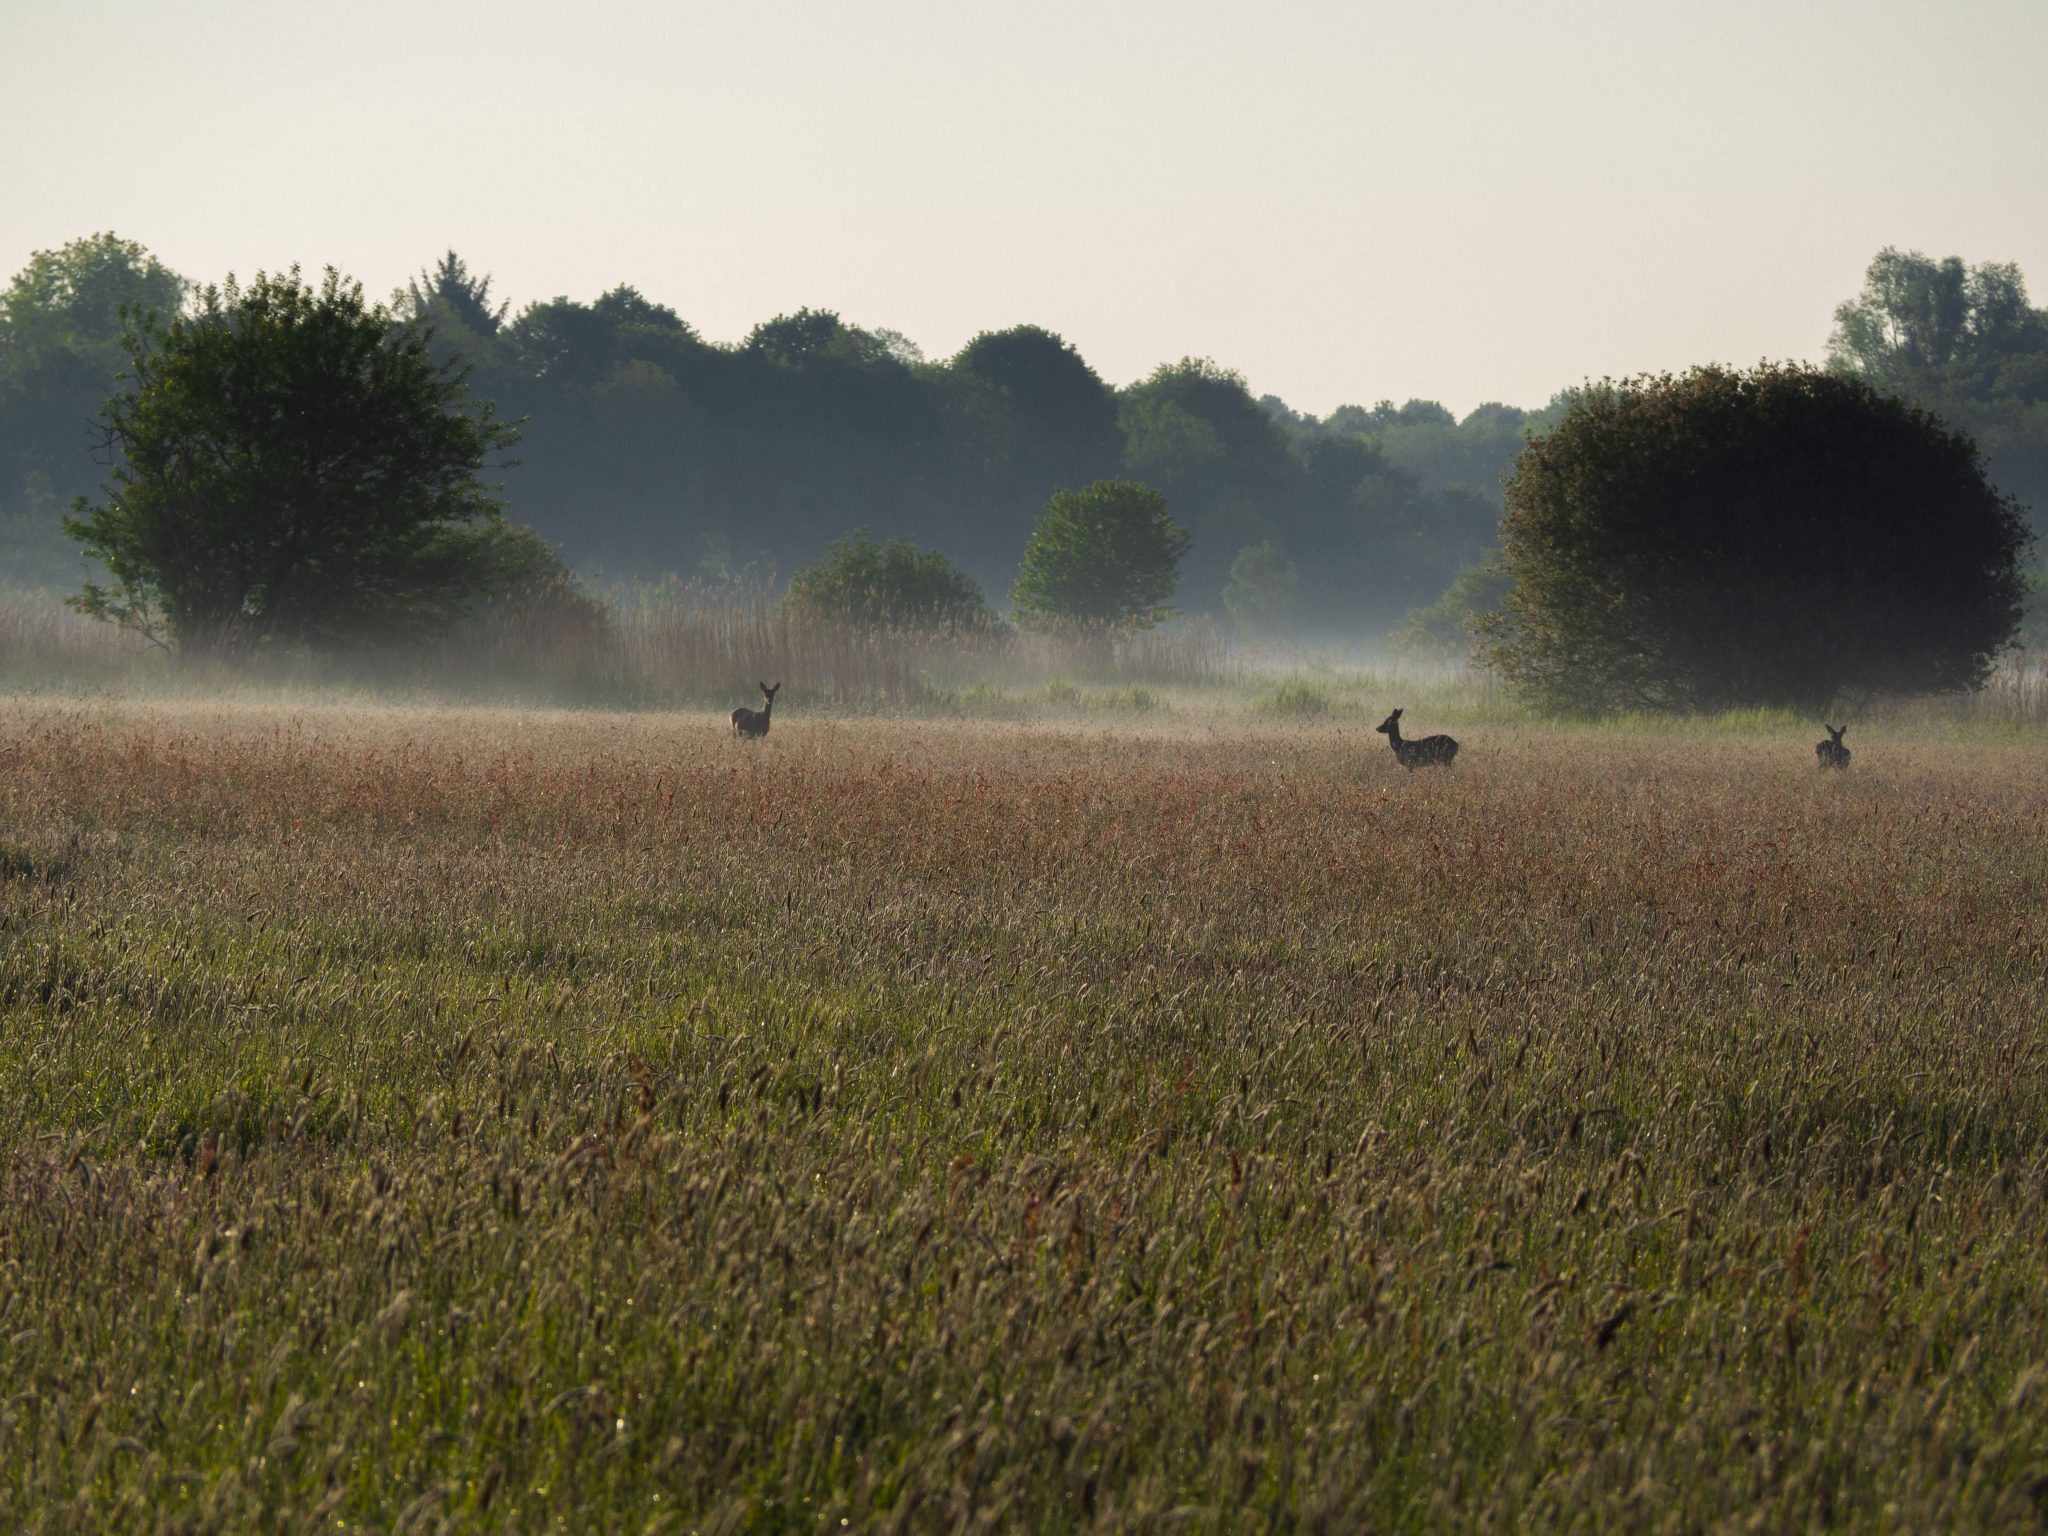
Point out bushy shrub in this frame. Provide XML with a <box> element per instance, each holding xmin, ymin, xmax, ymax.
<box><xmin>784</xmin><ymin>529</ymin><xmax>994</xmax><ymax>630</ymax></box>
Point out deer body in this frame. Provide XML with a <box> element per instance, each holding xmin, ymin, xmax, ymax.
<box><xmin>732</xmin><ymin>681</ymin><xmax>781</xmax><ymax>738</ymax></box>
<box><xmin>1816</xmin><ymin>724</ymin><xmax>1850</xmax><ymax>769</ymax></box>
<box><xmin>1376</xmin><ymin>708</ymin><xmax>1458</xmax><ymax>769</ymax></box>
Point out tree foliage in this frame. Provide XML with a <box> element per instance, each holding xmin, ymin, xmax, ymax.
<box><xmin>1010</xmin><ymin>481</ymin><xmax>1189</xmax><ymax>629</ymax></box>
<box><xmin>1829</xmin><ymin>247</ymin><xmax>2048</xmax><ymax>538</ymax></box>
<box><xmin>1222</xmin><ymin>541</ymin><xmax>1299</xmax><ymax>635</ymax></box>
<box><xmin>1830</xmin><ymin>248</ymin><xmax>2044</xmax><ymax>392</ymax></box>
<box><xmin>0</xmin><ymin>232</ymin><xmax>185</xmax><ymax>367</ymax></box>
<box><xmin>65</xmin><ymin>267</ymin><xmax>520</xmax><ymax>651</ymax></box>
<box><xmin>0</xmin><ymin>235</ymin><xmax>188</xmax><ymax>584</ymax></box>
<box><xmin>31</xmin><ymin>235</ymin><xmax>2039</xmax><ymax>643</ymax></box>
<box><xmin>1395</xmin><ymin>553</ymin><xmax>1513</xmax><ymax>657</ymax></box>
<box><xmin>406</xmin><ymin>250</ymin><xmax>508</xmax><ymax>338</ymax></box>
<box><xmin>1480</xmin><ymin>364</ymin><xmax>2030</xmax><ymax>713</ymax></box>
<box><xmin>783</xmin><ymin>528</ymin><xmax>993</xmax><ymax>629</ymax></box>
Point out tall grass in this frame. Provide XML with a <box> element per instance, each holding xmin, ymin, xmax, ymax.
<box><xmin>0</xmin><ymin>584</ymin><xmax>1233</xmax><ymax>708</ymax></box>
<box><xmin>7</xmin><ymin>702</ymin><xmax>2048</xmax><ymax>1527</ymax></box>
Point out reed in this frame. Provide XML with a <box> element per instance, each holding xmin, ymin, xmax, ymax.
<box><xmin>0</xmin><ymin>583</ymin><xmax>1234</xmax><ymax>707</ymax></box>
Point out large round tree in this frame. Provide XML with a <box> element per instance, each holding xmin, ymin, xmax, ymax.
<box><xmin>1479</xmin><ymin>363</ymin><xmax>2031</xmax><ymax>713</ymax></box>
<box><xmin>66</xmin><ymin>266</ymin><xmax>518</xmax><ymax>653</ymax></box>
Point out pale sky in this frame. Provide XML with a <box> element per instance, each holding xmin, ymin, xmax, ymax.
<box><xmin>4</xmin><ymin>0</ymin><xmax>2044</xmax><ymax>417</ymax></box>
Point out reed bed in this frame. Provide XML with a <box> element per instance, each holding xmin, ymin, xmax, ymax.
<box><xmin>0</xmin><ymin>586</ymin><xmax>1234</xmax><ymax>708</ymax></box>
<box><xmin>4</xmin><ymin>699</ymin><xmax>2048</xmax><ymax>1530</ymax></box>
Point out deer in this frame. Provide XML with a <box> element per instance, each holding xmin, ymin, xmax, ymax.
<box><xmin>1376</xmin><ymin>708</ymin><xmax>1458</xmax><ymax>769</ymax></box>
<box><xmin>731</xmin><ymin>681</ymin><xmax>781</xmax><ymax>739</ymax></box>
<box><xmin>1815</xmin><ymin>723</ymin><xmax>1850</xmax><ymax>770</ymax></box>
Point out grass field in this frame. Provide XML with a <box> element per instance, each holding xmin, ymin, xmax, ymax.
<box><xmin>5</xmin><ymin>694</ymin><xmax>2048</xmax><ymax>1531</ymax></box>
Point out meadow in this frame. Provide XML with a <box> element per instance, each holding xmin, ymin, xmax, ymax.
<box><xmin>5</xmin><ymin>690</ymin><xmax>2048</xmax><ymax>1531</ymax></box>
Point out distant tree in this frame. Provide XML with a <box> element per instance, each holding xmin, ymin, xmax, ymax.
<box><xmin>1829</xmin><ymin>246</ymin><xmax>2048</xmax><ymax>534</ymax></box>
<box><xmin>1222</xmin><ymin>541</ymin><xmax>1299</xmax><ymax>635</ymax></box>
<box><xmin>1829</xmin><ymin>248</ymin><xmax>2044</xmax><ymax>394</ymax></box>
<box><xmin>506</xmin><ymin>285</ymin><xmax>701</xmax><ymax>387</ymax></box>
<box><xmin>1121</xmin><ymin>394</ymin><xmax>1227</xmax><ymax>486</ymax></box>
<box><xmin>1117</xmin><ymin>359</ymin><xmax>1291</xmax><ymax>606</ymax></box>
<box><xmin>1257</xmin><ymin>394</ymin><xmax>1316</xmax><ymax>441</ymax></box>
<box><xmin>65</xmin><ymin>266</ymin><xmax>520</xmax><ymax>652</ymax></box>
<box><xmin>0</xmin><ymin>235</ymin><xmax>188</xmax><ymax>548</ymax></box>
<box><xmin>1479</xmin><ymin>364</ymin><xmax>2030</xmax><ymax>713</ymax></box>
<box><xmin>1394</xmin><ymin>399</ymin><xmax>1455</xmax><ymax>427</ymax></box>
<box><xmin>1394</xmin><ymin>553</ymin><xmax>1514</xmax><ymax>656</ymax></box>
<box><xmin>954</xmin><ymin>325</ymin><xmax>1123</xmax><ymax>471</ymax></box>
<box><xmin>591</xmin><ymin>284</ymin><xmax>693</xmax><ymax>337</ymax></box>
<box><xmin>783</xmin><ymin>528</ymin><xmax>993</xmax><ymax>629</ymax></box>
<box><xmin>744</xmin><ymin>308</ymin><xmax>890</xmax><ymax>370</ymax></box>
<box><xmin>1120</xmin><ymin>359</ymin><xmax>1290</xmax><ymax>491</ymax></box>
<box><xmin>0</xmin><ymin>233</ymin><xmax>185</xmax><ymax>367</ymax></box>
<box><xmin>870</xmin><ymin>328</ymin><xmax>926</xmax><ymax>366</ymax></box>
<box><xmin>1320</xmin><ymin>403</ymin><xmax>1377</xmax><ymax>437</ymax></box>
<box><xmin>406</xmin><ymin>250</ymin><xmax>508</xmax><ymax>337</ymax></box>
<box><xmin>1377</xmin><ymin>402</ymin><xmax>1528</xmax><ymax>499</ymax></box>
<box><xmin>0</xmin><ymin>473</ymin><xmax>82</xmax><ymax>590</ymax></box>
<box><xmin>1011</xmin><ymin>480</ymin><xmax>1189</xmax><ymax>629</ymax></box>
<box><xmin>744</xmin><ymin>308</ymin><xmax>837</xmax><ymax>365</ymax></box>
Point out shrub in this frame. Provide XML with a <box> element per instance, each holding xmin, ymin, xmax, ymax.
<box><xmin>783</xmin><ymin>529</ymin><xmax>994</xmax><ymax>630</ymax></box>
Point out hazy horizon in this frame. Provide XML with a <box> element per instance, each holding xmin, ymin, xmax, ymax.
<box><xmin>5</xmin><ymin>0</ymin><xmax>2047</xmax><ymax>417</ymax></box>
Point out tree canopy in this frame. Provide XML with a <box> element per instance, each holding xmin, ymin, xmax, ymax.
<box><xmin>1829</xmin><ymin>247</ymin><xmax>2048</xmax><ymax>543</ymax></box>
<box><xmin>1010</xmin><ymin>480</ymin><xmax>1190</xmax><ymax>629</ymax></box>
<box><xmin>0</xmin><ymin>232</ymin><xmax>185</xmax><ymax>366</ymax></box>
<box><xmin>1222</xmin><ymin>541</ymin><xmax>1299</xmax><ymax>635</ymax></box>
<box><xmin>65</xmin><ymin>267</ymin><xmax>521</xmax><ymax>651</ymax></box>
<box><xmin>407</xmin><ymin>251</ymin><xmax>508</xmax><ymax>338</ymax></box>
<box><xmin>1479</xmin><ymin>364</ymin><xmax>2030</xmax><ymax>713</ymax></box>
<box><xmin>20</xmin><ymin>234</ymin><xmax>2040</xmax><ymax>646</ymax></box>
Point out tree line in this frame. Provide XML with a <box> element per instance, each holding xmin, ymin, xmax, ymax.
<box><xmin>2</xmin><ymin>234</ymin><xmax>2043</xmax><ymax>709</ymax></box>
<box><xmin>0</xmin><ymin>236</ymin><xmax>1545</xmax><ymax>628</ymax></box>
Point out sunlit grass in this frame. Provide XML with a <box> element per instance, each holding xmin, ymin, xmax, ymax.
<box><xmin>5</xmin><ymin>697</ymin><xmax>2048</xmax><ymax>1528</ymax></box>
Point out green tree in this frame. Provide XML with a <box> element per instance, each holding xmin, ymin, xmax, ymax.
<box><xmin>1829</xmin><ymin>248</ymin><xmax>2044</xmax><ymax>392</ymax></box>
<box><xmin>65</xmin><ymin>266</ymin><xmax>520</xmax><ymax>652</ymax></box>
<box><xmin>0</xmin><ymin>235</ymin><xmax>189</xmax><ymax>584</ymax></box>
<box><xmin>1222</xmin><ymin>541</ymin><xmax>1298</xmax><ymax>635</ymax></box>
<box><xmin>1479</xmin><ymin>364</ymin><xmax>2030</xmax><ymax>713</ymax></box>
<box><xmin>953</xmin><ymin>325</ymin><xmax>1123</xmax><ymax>474</ymax></box>
<box><xmin>405</xmin><ymin>250</ymin><xmax>508</xmax><ymax>337</ymax></box>
<box><xmin>1828</xmin><ymin>247</ymin><xmax>2048</xmax><ymax>537</ymax></box>
<box><xmin>743</xmin><ymin>308</ymin><xmax>900</xmax><ymax>371</ymax></box>
<box><xmin>1010</xmin><ymin>480</ymin><xmax>1189</xmax><ymax>629</ymax></box>
<box><xmin>0</xmin><ymin>233</ymin><xmax>185</xmax><ymax>370</ymax></box>
<box><xmin>1394</xmin><ymin>553</ymin><xmax>1514</xmax><ymax>656</ymax></box>
<box><xmin>783</xmin><ymin>528</ymin><xmax>993</xmax><ymax>629</ymax></box>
